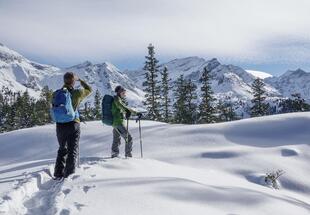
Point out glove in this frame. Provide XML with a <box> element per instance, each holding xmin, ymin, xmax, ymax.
<box><xmin>125</xmin><ymin>110</ymin><xmax>131</xmax><ymax>119</ymax></box>
<box><xmin>137</xmin><ymin>112</ymin><xmax>143</xmax><ymax>119</ymax></box>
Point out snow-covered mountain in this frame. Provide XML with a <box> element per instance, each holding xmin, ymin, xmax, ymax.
<box><xmin>0</xmin><ymin>43</ymin><xmax>144</xmax><ymax>108</ymax></box>
<box><xmin>126</xmin><ymin>57</ymin><xmax>281</xmax><ymax>115</ymax></box>
<box><xmin>266</xmin><ymin>69</ymin><xmax>310</xmax><ymax>102</ymax></box>
<box><xmin>0</xmin><ymin>43</ymin><xmax>60</xmax><ymax>98</ymax></box>
<box><xmin>246</xmin><ymin>70</ymin><xmax>273</xmax><ymax>79</ymax></box>
<box><xmin>42</xmin><ymin>61</ymin><xmax>144</xmax><ymax>108</ymax></box>
<box><xmin>2</xmin><ymin>43</ymin><xmax>310</xmax><ymax>112</ymax></box>
<box><xmin>127</xmin><ymin>57</ymin><xmax>281</xmax><ymax>101</ymax></box>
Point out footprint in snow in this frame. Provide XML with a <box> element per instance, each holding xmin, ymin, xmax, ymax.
<box><xmin>72</xmin><ymin>175</ymin><xmax>80</xmax><ymax>180</ymax></box>
<box><xmin>74</xmin><ymin>202</ymin><xmax>86</xmax><ymax>211</ymax></box>
<box><xmin>83</xmin><ymin>166</ymin><xmax>90</xmax><ymax>170</ymax></box>
<box><xmin>60</xmin><ymin>209</ymin><xmax>71</xmax><ymax>215</ymax></box>
<box><xmin>83</xmin><ymin>185</ymin><xmax>96</xmax><ymax>193</ymax></box>
<box><xmin>90</xmin><ymin>174</ymin><xmax>96</xmax><ymax>178</ymax></box>
<box><xmin>62</xmin><ymin>188</ymin><xmax>72</xmax><ymax>196</ymax></box>
<box><xmin>2</xmin><ymin>195</ymin><xmax>11</xmax><ymax>201</ymax></box>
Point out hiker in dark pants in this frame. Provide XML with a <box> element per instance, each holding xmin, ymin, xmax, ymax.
<box><xmin>53</xmin><ymin>72</ymin><xmax>92</xmax><ymax>179</ymax></box>
<box><xmin>111</xmin><ymin>86</ymin><xmax>142</xmax><ymax>158</ymax></box>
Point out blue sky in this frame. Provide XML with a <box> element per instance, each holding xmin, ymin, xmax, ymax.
<box><xmin>1</xmin><ymin>0</ymin><xmax>310</xmax><ymax>76</ymax></box>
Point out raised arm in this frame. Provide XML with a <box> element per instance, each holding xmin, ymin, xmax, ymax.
<box><xmin>77</xmin><ymin>79</ymin><xmax>92</xmax><ymax>100</ymax></box>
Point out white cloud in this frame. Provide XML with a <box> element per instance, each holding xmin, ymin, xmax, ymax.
<box><xmin>0</xmin><ymin>0</ymin><xmax>310</xmax><ymax>67</ymax></box>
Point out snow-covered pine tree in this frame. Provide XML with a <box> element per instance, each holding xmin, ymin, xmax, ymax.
<box><xmin>143</xmin><ymin>44</ymin><xmax>161</xmax><ymax>120</ymax></box>
<box><xmin>199</xmin><ymin>66</ymin><xmax>216</xmax><ymax>123</ymax></box>
<box><xmin>160</xmin><ymin>66</ymin><xmax>172</xmax><ymax>122</ymax></box>
<box><xmin>184</xmin><ymin>79</ymin><xmax>198</xmax><ymax>124</ymax></box>
<box><xmin>173</xmin><ymin>75</ymin><xmax>187</xmax><ymax>123</ymax></box>
<box><xmin>93</xmin><ymin>89</ymin><xmax>102</xmax><ymax>120</ymax></box>
<box><xmin>250</xmin><ymin>78</ymin><xmax>270</xmax><ymax>117</ymax></box>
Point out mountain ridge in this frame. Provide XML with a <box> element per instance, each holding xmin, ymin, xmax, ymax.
<box><xmin>1</xmin><ymin>43</ymin><xmax>310</xmax><ymax>113</ymax></box>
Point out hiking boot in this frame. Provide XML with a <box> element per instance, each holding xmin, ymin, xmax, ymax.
<box><xmin>111</xmin><ymin>153</ymin><xmax>120</xmax><ymax>158</ymax></box>
<box><xmin>125</xmin><ymin>153</ymin><xmax>132</xmax><ymax>158</ymax></box>
<box><xmin>53</xmin><ymin>176</ymin><xmax>63</xmax><ymax>181</ymax></box>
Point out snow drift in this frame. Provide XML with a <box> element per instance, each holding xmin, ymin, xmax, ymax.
<box><xmin>0</xmin><ymin>112</ymin><xmax>309</xmax><ymax>214</ymax></box>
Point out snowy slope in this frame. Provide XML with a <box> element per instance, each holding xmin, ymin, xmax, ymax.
<box><xmin>0</xmin><ymin>43</ymin><xmax>60</xmax><ymax>98</ymax></box>
<box><xmin>0</xmin><ymin>43</ymin><xmax>144</xmax><ymax>108</ymax></box>
<box><xmin>0</xmin><ymin>113</ymin><xmax>309</xmax><ymax>214</ymax></box>
<box><xmin>246</xmin><ymin>70</ymin><xmax>273</xmax><ymax>79</ymax></box>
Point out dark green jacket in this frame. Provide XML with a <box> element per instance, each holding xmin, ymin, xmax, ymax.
<box><xmin>62</xmin><ymin>80</ymin><xmax>92</xmax><ymax>122</ymax></box>
<box><xmin>112</xmin><ymin>96</ymin><xmax>137</xmax><ymax>127</ymax></box>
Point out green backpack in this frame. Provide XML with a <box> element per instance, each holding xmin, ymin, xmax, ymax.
<box><xmin>101</xmin><ymin>95</ymin><xmax>114</xmax><ymax>125</ymax></box>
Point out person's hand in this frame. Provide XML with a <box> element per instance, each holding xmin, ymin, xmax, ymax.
<box><xmin>126</xmin><ymin>110</ymin><xmax>131</xmax><ymax>119</ymax></box>
<box><xmin>137</xmin><ymin>112</ymin><xmax>143</xmax><ymax>119</ymax></box>
<box><xmin>74</xmin><ymin>74</ymin><xmax>80</xmax><ymax>81</ymax></box>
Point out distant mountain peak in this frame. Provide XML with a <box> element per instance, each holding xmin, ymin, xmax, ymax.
<box><xmin>205</xmin><ymin>58</ymin><xmax>221</xmax><ymax>71</ymax></box>
<box><xmin>283</xmin><ymin>68</ymin><xmax>308</xmax><ymax>77</ymax></box>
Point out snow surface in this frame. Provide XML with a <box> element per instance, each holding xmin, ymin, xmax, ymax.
<box><xmin>246</xmin><ymin>70</ymin><xmax>273</xmax><ymax>79</ymax></box>
<box><xmin>0</xmin><ymin>113</ymin><xmax>309</xmax><ymax>214</ymax></box>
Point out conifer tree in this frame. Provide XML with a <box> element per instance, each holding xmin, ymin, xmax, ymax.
<box><xmin>184</xmin><ymin>79</ymin><xmax>198</xmax><ymax>124</ymax></box>
<box><xmin>199</xmin><ymin>66</ymin><xmax>216</xmax><ymax>123</ymax></box>
<box><xmin>36</xmin><ymin>86</ymin><xmax>53</xmax><ymax>125</ymax></box>
<box><xmin>217</xmin><ymin>97</ymin><xmax>237</xmax><ymax>122</ymax></box>
<box><xmin>250</xmin><ymin>78</ymin><xmax>270</xmax><ymax>117</ymax></box>
<box><xmin>279</xmin><ymin>93</ymin><xmax>310</xmax><ymax>113</ymax></box>
<box><xmin>173</xmin><ymin>75</ymin><xmax>187</xmax><ymax>123</ymax></box>
<box><xmin>0</xmin><ymin>90</ymin><xmax>4</xmax><ymax>128</ymax></box>
<box><xmin>143</xmin><ymin>44</ymin><xmax>161</xmax><ymax>120</ymax></box>
<box><xmin>93</xmin><ymin>89</ymin><xmax>102</xmax><ymax>120</ymax></box>
<box><xmin>160</xmin><ymin>66</ymin><xmax>172</xmax><ymax>122</ymax></box>
<box><xmin>82</xmin><ymin>102</ymin><xmax>93</xmax><ymax>121</ymax></box>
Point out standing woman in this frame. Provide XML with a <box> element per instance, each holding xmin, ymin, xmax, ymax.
<box><xmin>52</xmin><ymin>72</ymin><xmax>92</xmax><ymax>179</ymax></box>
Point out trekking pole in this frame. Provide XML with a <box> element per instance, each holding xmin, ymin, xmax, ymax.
<box><xmin>126</xmin><ymin>118</ymin><xmax>129</xmax><ymax>158</ymax></box>
<box><xmin>77</xmin><ymin>144</ymin><xmax>80</xmax><ymax>168</ymax></box>
<box><xmin>138</xmin><ymin>119</ymin><xmax>143</xmax><ymax>158</ymax></box>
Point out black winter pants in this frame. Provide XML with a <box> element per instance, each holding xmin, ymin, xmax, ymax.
<box><xmin>54</xmin><ymin>121</ymin><xmax>80</xmax><ymax>178</ymax></box>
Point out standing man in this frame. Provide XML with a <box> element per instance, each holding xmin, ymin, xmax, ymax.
<box><xmin>111</xmin><ymin>86</ymin><xmax>142</xmax><ymax>158</ymax></box>
<box><xmin>52</xmin><ymin>72</ymin><xmax>92</xmax><ymax>179</ymax></box>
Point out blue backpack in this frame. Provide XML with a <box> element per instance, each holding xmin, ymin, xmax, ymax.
<box><xmin>51</xmin><ymin>88</ymin><xmax>79</xmax><ymax>123</ymax></box>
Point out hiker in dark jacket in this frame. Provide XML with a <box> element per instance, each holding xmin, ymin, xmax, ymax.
<box><xmin>111</xmin><ymin>86</ymin><xmax>141</xmax><ymax>158</ymax></box>
<box><xmin>53</xmin><ymin>72</ymin><xmax>92</xmax><ymax>179</ymax></box>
